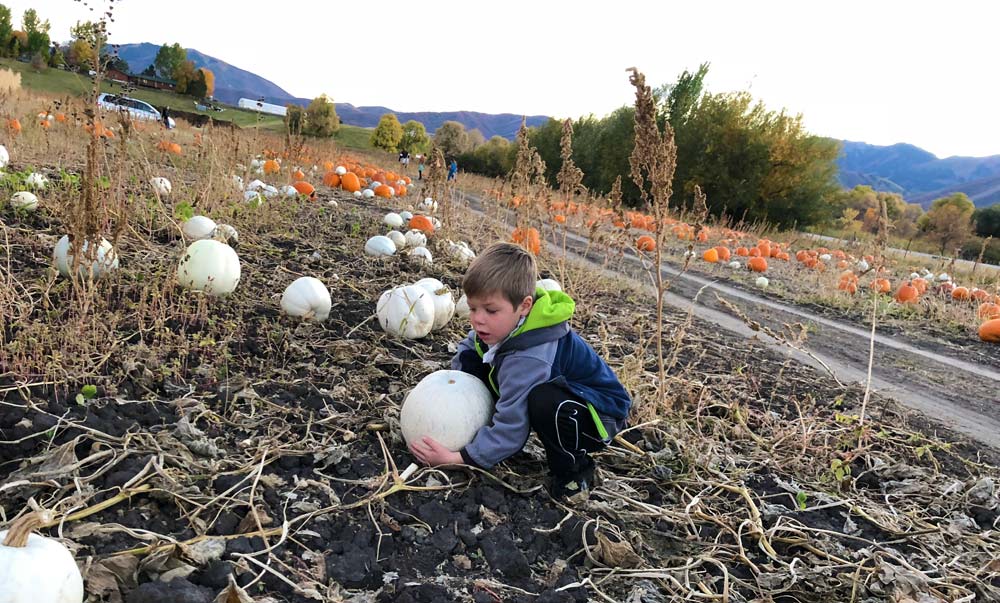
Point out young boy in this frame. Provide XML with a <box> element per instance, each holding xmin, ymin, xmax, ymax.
<box><xmin>408</xmin><ymin>242</ymin><xmax>632</xmax><ymax>501</ymax></box>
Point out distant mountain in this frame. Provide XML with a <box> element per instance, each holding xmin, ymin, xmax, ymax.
<box><xmin>114</xmin><ymin>43</ymin><xmax>549</xmax><ymax>139</ymax></box>
<box><xmin>837</xmin><ymin>141</ymin><xmax>1000</xmax><ymax>208</ymax></box>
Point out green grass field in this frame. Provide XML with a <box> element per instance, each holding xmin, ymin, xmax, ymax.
<box><xmin>1</xmin><ymin>58</ymin><xmax>374</xmax><ymax>150</ymax></box>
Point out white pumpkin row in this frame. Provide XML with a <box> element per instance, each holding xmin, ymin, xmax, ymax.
<box><xmin>376</xmin><ymin>278</ymin><xmax>456</xmax><ymax>339</ymax></box>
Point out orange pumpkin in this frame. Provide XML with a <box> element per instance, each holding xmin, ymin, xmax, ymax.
<box><xmin>322</xmin><ymin>160</ymin><xmax>334</xmax><ymax>172</ymax></box>
<box><xmin>703</xmin><ymin>248</ymin><xmax>719</xmax><ymax>263</ymax></box>
<box><xmin>512</xmin><ymin>227</ymin><xmax>541</xmax><ymax>255</ymax></box>
<box><xmin>980</xmin><ymin>318</ymin><xmax>1000</xmax><ymax>343</ymax></box>
<box><xmin>912</xmin><ymin>278</ymin><xmax>928</xmax><ymax>294</ymax></box>
<box><xmin>554</xmin><ymin>214</ymin><xmax>566</xmax><ymax>224</ymax></box>
<box><xmin>715</xmin><ymin>246</ymin><xmax>731</xmax><ymax>261</ymax></box>
<box><xmin>978</xmin><ymin>303</ymin><xmax>1000</xmax><ymax>321</ymax></box>
<box><xmin>167</xmin><ymin>142</ymin><xmax>181</xmax><ymax>155</ymax></box>
<box><xmin>409</xmin><ymin>215</ymin><xmax>435</xmax><ymax>234</ymax></box>
<box><xmin>293</xmin><ymin>181</ymin><xmax>316</xmax><ymax>198</ymax></box>
<box><xmin>292</xmin><ymin>169</ymin><xmax>306</xmax><ymax>181</ymax></box>
<box><xmin>757</xmin><ymin>241</ymin><xmax>771</xmax><ymax>258</ymax></box>
<box><xmin>776</xmin><ymin>252</ymin><xmax>790</xmax><ymax>261</ymax></box>
<box><xmin>263</xmin><ymin>159</ymin><xmax>281</xmax><ymax>174</ymax></box>
<box><xmin>55</xmin><ymin>113</ymin><xmax>67</xmax><ymax>123</ymax></box>
<box><xmin>749</xmin><ymin>247</ymin><xmax>761</xmax><ymax>257</ymax></box>
<box><xmin>971</xmin><ymin>288</ymin><xmax>990</xmax><ymax>302</ymax></box>
<box><xmin>870</xmin><ymin>278</ymin><xmax>891</xmax><ymax>294</ymax></box>
<box><xmin>7</xmin><ymin>118</ymin><xmax>21</xmax><ymax>134</ymax></box>
<box><xmin>748</xmin><ymin>257</ymin><xmax>768</xmax><ymax>272</ymax></box>
<box><xmin>696</xmin><ymin>229</ymin><xmax>709</xmax><ymax>242</ymax></box>
<box><xmin>735</xmin><ymin>247</ymin><xmax>749</xmax><ymax>257</ymax></box>
<box><xmin>340</xmin><ymin>172</ymin><xmax>361</xmax><ymax>193</ymax></box>
<box><xmin>894</xmin><ymin>282</ymin><xmax>919</xmax><ymax>304</ymax></box>
<box><xmin>322</xmin><ymin>172</ymin><xmax>341</xmax><ymax>187</ymax></box>
<box><xmin>636</xmin><ymin>235</ymin><xmax>656</xmax><ymax>252</ymax></box>
<box><xmin>951</xmin><ymin>286</ymin><xmax>971</xmax><ymax>301</ymax></box>
<box><xmin>374</xmin><ymin>184</ymin><xmax>393</xmax><ymax>198</ymax></box>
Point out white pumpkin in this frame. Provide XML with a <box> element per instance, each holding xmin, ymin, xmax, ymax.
<box><xmin>420</xmin><ymin>197</ymin><xmax>438</xmax><ymax>212</ymax></box>
<box><xmin>25</xmin><ymin>173</ymin><xmax>48</xmax><ymax>189</ymax></box>
<box><xmin>376</xmin><ymin>284</ymin><xmax>435</xmax><ymax>339</ymax></box>
<box><xmin>0</xmin><ymin>511</ymin><xmax>84</xmax><ymax>603</ymax></box>
<box><xmin>353</xmin><ymin>191</ymin><xmax>363</xmax><ymax>198</ymax></box>
<box><xmin>150</xmin><ymin>177</ymin><xmax>172</xmax><ymax>196</ymax></box>
<box><xmin>231</xmin><ymin>175</ymin><xmax>244</xmax><ymax>190</ymax></box>
<box><xmin>177</xmin><ymin>239</ymin><xmax>241</xmax><ymax>296</ymax></box>
<box><xmin>728</xmin><ymin>261</ymin><xmax>742</xmax><ymax>270</ymax></box>
<box><xmin>0</xmin><ymin>144</ymin><xmax>9</xmax><ymax>169</ymax></box>
<box><xmin>447</xmin><ymin>241</ymin><xmax>476</xmax><ymax>264</ymax></box>
<box><xmin>415</xmin><ymin>277</ymin><xmax>455</xmax><ymax>330</ymax></box>
<box><xmin>10</xmin><ymin>192</ymin><xmax>38</xmax><ymax>212</ymax></box>
<box><xmin>857</xmin><ymin>259</ymin><xmax>870</xmax><ymax>272</ymax></box>
<box><xmin>755</xmin><ymin>276</ymin><xmax>769</xmax><ymax>288</ymax></box>
<box><xmin>399</xmin><ymin>210</ymin><xmax>413</xmax><ymax>221</ymax></box>
<box><xmin>280</xmin><ymin>184</ymin><xmax>298</xmax><ymax>197</ymax></box>
<box><xmin>250</xmin><ymin>158</ymin><xmax>265</xmax><ymax>171</ymax></box>
<box><xmin>335</xmin><ymin>165</ymin><xmax>347</xmax><ymax>175</ymax></box>
<box><xmin>400</xmin><ymin>370</ymin><xmax>494</xmax><ymax>451</ymax></box>
<box><xmin>536</xmin><ymin>278</ymin><xmax>562</xmax><ymax>292</ymax></box>
<box><xmin>404</xmin><ymin>229</ymin><xmax>427</xmax><ymax>248</ymax></box>
<box><xmin>819</xmin><ymin>253</ymin><xmax>832</xmax><ymax>262</ymax></box>
<box><xmin>262</xmin><ymin>185</ymin><xmax>279</xmax><ymax>199</ymax></box>
<box><xmin>212</xmin><ymin>223</ymin><xmax>239</xmax><ymax>247</ymax></box>
<box><xmin>409</xmin><ymin>246</ymin><xmax>433</xmax><ymax>265</ymax></box>
<box><xmin>53</xmin><ymin>235</ymin><xmax>119</xmax><ymax>280</ymax></box>
<box><xmin>182</xmin><ymin>216</ymin><xmax>217</xmax><ymax>241</ymax></box>
<box><xmin>246</xmin><ymin>179</ymin><xmax>267</xmax><ymax>191</ymax></box>
<box><xmin>327</xmin><ymin>200</ymin><xmax>339</xmax><ymax>207</ymax></box>
<box><xmin>365</xmin><ymin>235</ymin><xmax>396</xmax><ymax>257</ymax></box>
<box><xmin>384</xmin><ymin>212</ymin><xmax>404</xmax><ymax>228</ymax></box>
<box><xmin>244</xmin><ymin>191</ymin><xmax>265</xmax><ymax>204</ymax></box>
<box><xmin>909</xmin><ymin>272</ymin><xmax>921</xmax><ymax>280</ymax></box>
<box><xmin>386</xmin><ymin>230</ymin><xmax>406</xmax><ymax>249</ymax></box>
<box><xmin>281</xmin><ymin>276</ymin><xmax>331</xmax><ymax>321</ymax></box>
<box><xmin>362</xmin><ymin>189</ymin><xmax>375</xmax><ymax>199</ymax></box>
<box><xmin>456</xmin><ymin>293</ymin><xmax>470</xmax><ymax>319</ymax></box>
<box><xmin>937</xmin><ymin>273</ymin><xmax>951</xmax><ymax>282</ymax></box>
<box><xmin>370</xmin><ymin>181</ymin><xmax>383</xmax><ymax>189</ymax></box>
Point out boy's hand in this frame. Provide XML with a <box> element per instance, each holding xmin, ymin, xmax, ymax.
<box><xmin>409</xmin><ymin>436</ymin><xmax>463</xmax><ymax>467</ymax></box>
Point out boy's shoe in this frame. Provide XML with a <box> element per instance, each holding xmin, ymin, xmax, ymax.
<box><xmin>550</xmin><ymin>464</ymin><xmax>597</xmax><ymax>504</ymax></box>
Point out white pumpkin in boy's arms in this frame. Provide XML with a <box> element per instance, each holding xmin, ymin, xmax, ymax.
<box><xmin>415</xmin><ymin>277</ymin><xmax>455</xmax><ymax>330</ymax></box>
<box><xmin>376</xmin><ymin>284</ymin><xmax>435</xmax><ymax>339</ymax></box>
<box><xmin>177</xmin><ymin>239</ymin><xmax>241</xmax><ymax>296</ymax></box>
<box><xmin>536</xmin><ymin>278</ymin><xmax>561</xmax><ymax>292</ymax></box>
<box><xmin>400</xmin><ymin>370</ymin><xmax>494</xmax><ymax>451</ymax></box>
<box><xmin>281</xmin><ymin>277</ymin><xmax>331</xmax><ymax>321</ymax></box>
<box><xmin>10</xmin><ymin>192</ymin><xmax>38</xmax><ymax>212</ymax></box>
<box><xmin>53</xmin><ymin>235</ymin><xmax>119</xmax><ymax>280</ymax></box>
<box><xmin>182</xmin><ymin>215</ymin><xmax>217</xmax><ymax>241</ymax></box>
<box><xmin>365</xmin><ymin>235</ymin><xmax>396</xmax><ymax>257</ymax></box>
<box><xmin>0</xmin><ymin>511</ymin><xmax>84</xmax><ymax>603</ymax></box>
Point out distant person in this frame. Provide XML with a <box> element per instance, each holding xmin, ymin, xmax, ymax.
<box><xmin>400</xmin><ymin>149</ymin><xmax>410</xmax><ymax>170</ymax></box>
<box><xmin>447</xmin><ymin>158</ymin><xmax>458</xmax><ymax>181</ymax></box>
<box><xmin>162</xmin><ymin>106</ymin><xmax>171</xmax><ymax>129</ymax></box>
<box><xmin>417</xmin><ymin>157</ymin><xmax>425</xmax><ymax>180</ymax></box>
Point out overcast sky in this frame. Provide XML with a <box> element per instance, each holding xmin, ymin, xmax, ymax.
<box><xmin>6</xmin><ymin>0</ymin><xmax>999</xmax><ymax>158</ymax></box>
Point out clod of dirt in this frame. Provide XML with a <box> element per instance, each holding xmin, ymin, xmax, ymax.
<box><xmin>125</xmin><ymin>577</ymin><xmax>213</xmax><ymax>603</ymax></box>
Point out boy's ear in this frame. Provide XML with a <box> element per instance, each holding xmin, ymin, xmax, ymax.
<box><xmin>518</xmin><ymin>295</ymin><xmax>534</xmax><ymax>316</ymax></box>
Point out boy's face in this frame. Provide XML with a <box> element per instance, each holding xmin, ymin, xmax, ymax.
<box><xmin>466</xmin><ymin>291</ymin><xmax>533</xmax><ymax>346</ymax></box>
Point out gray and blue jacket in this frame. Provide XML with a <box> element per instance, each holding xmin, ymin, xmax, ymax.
<box><xmin>452</xmin><ymin>288</ymin><xmax>632</xmax><ymax>469</ymax></box>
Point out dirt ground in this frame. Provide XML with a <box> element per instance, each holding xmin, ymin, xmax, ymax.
<box><xmin>2</xmin><ymin>164</ymin><xmax>999</xmax><ymax>602</ymax></box>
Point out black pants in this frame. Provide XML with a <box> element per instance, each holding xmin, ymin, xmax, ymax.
<box><xmin>527</xmin><ymin>382</ymin><xmax>610</xmax><ymax>478</ymax></box>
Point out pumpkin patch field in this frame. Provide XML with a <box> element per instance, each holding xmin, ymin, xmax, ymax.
<box><xmin>2</xmin><ymin>94</ymin><xmax>1000</xmax><ymax>603</ymax></box>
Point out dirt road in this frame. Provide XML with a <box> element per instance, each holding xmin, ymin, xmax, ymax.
<box><xmin>457</xmin><ymin>191</ymin><xmax>1000</xmax><ymax>449</ymax></box>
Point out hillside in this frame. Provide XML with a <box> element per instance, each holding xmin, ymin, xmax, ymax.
<box><xmin>837</xmin><ymin>141</ymin><xmax>1000</xmax><ymax>208</ymax></box>
<box><xmin>114</xmin><ymin>43</ymin><xmax>549</xmax><ymax>139</ymax></box>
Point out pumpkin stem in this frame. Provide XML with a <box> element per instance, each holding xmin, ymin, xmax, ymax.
<box><xmin>2</xmin><ymin>511</ymin><xmax>51</xmax><ymax>548</ymax></box>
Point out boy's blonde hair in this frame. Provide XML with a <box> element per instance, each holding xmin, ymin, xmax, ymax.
<box><xmin>463</xmin><ymin>242</ymin><xmax>537</xmax><ymax>307</ymax></box>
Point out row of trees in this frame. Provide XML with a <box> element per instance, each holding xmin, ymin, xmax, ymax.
<box><xmin>285</xmin><ymin>95</ymin><xmax>340</xmax><ymax>137</ymax></box>
<box><xmin>0</xmin><ymin>6</ymin><xmax>49</xmax><ymax>58</ymax></box>
<box><xmin>147</xmin><ymin>43</ymin><xmax>214</xmax><ymax>98</ymax></box>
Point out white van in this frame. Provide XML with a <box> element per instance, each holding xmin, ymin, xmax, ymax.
<box><xmin>97</xmin><ymin>93</ymin><xmax>176</xmax><ymax>129</ymax></box>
